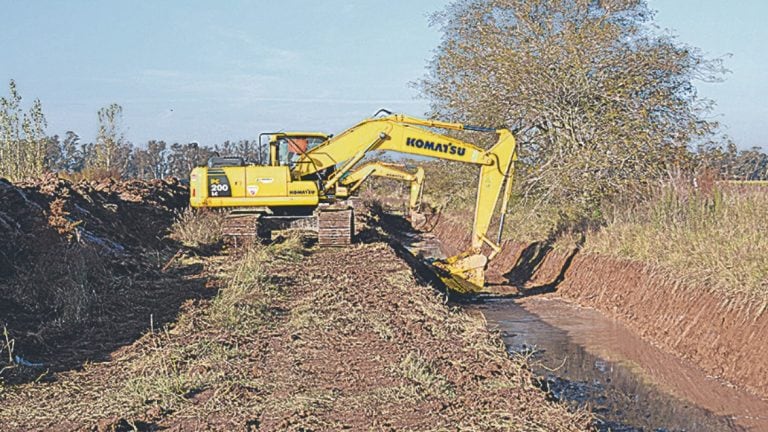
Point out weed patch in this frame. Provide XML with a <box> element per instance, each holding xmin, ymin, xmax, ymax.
<box><xmin>587</xmin><ymin>183</ymin><xmax>768</xmax><ymax>304</ymax></box>
<box><xmin>169</xmin><ymin>208</ymin><xmax>225</xmax><ymax>248</ymax></box>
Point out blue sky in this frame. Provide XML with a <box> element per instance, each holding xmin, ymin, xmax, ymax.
<box><xmin>1</xmin><ymin>1</ymin><xmax>765</xmax><ymax>150</ymax></box>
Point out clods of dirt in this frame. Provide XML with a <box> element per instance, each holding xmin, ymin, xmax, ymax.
<box><xmin>2</xmin><ymin>236</ymin><xmax>592</xmax><ymax>431</ymax></box>
<box><xmin>0</xmin><ymin>174</ymin><xmax>203</xmax><ymax>385</ymax></box>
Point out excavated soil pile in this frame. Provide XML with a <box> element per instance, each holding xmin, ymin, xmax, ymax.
<box><xmin>430</xmin><ymin>215</ymin><xmax>768</xmax><ymax>400</ymax></box>
<box><xmin>0</xmin><ymin>174</ymin><xmax>198</xmax><ymax>384</ymax></box>
<box><xmin>1</xmin><ymin>240</ymin><xmax>591</xmax><ymax>431</ymax></box>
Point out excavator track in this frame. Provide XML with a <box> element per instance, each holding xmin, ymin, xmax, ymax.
<box><xmin>223</xmin><ymin>212</ymin><xmax>261</xmax><ymax>238</ymax></box>
<box><xmin>317</xmin><ymin>208</ymin><xmax>353</xmax><ymax>247</ymax></box>
<box><xmin>222</xmin><ymin>212</ymin><xmax>273</xmax><ymax>245</ymax></box>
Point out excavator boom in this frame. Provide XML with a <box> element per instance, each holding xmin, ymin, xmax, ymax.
<box><xmin>296</xmin><ymin>113</ymin><xmax>518</xmax><ymax>291</ymax></box>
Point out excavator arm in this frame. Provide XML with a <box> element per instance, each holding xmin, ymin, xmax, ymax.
<box><xmin>339</xmin><ymin>161</ymin><xmax>425</xmax><ymax>218</ymax></box>
<box><xmin>295</xmin><ymin>113</ymin><xmax>518</xmax><ymax>292</ymax></box>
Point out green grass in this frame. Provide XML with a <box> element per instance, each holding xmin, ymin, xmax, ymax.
<box><xmin>586</xmin><ymin>183</ymin><xmax>768</xmax><ymax>305</ymax></box>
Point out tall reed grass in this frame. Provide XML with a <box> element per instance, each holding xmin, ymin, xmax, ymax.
<box><xmin>586</xmin><ymin>182</ymin><xmax>768</xmax><ymax>303</ymax></box>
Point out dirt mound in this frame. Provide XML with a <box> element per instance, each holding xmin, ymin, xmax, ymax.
<box><xmin>0</xmin><ymin>174</ymin><xmax>197</xmax><ymax>384</ymax></box>
<box><xmin>1</xmin><ymin>174</ymin><xmax>187</xmax><ymax>263</ymax></box>
<box><xmin>1</xmin><ymin>239</ymin><xmax>591</xmax><ymax>431</ymax></box>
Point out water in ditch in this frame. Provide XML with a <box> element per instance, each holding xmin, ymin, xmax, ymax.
<box><xmin>468</xmin><ymin>296</ymin><xmax>768</xmax><ymax>432</ymax></box>
<box><xmin>390</xmin><ymin>228</ymin><xmax>768</xmax><ymax>431</ymax></box>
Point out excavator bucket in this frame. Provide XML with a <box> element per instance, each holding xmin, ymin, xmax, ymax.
<box><xmin>433</xmin><ymin>252</ymin><xmax>488</xmax><ymax>294</ymax></box>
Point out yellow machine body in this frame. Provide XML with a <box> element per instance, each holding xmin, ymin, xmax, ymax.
<box><xmin>190</xmin><ymin>165</ymin><xmax>319</xmax><ymax>208</ymax></box>
<box><xmin>189</xmin><ymin>114</ymin><xmax>518</xmax><ymax>293</ymax></box>
<box><xmin>338</xmin><ymin>161</ymin><xmax>425</xmax><ymax>216</ymax></box>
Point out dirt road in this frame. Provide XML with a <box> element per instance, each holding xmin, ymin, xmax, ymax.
<box><xmin>1</xmin><ymin>231</ymin><xmax>590</xmax><ymax>430</ymax></box>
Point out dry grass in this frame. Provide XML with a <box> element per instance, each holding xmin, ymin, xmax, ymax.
<box><xmin>1</xmin><ymin>234</ymin><xmax>592</xmax><ymax>431</ymax></box>
<box><xmin>208</xmin><ymin>244</ymin><xmax>283</xmax><ymax>334</ymax></box>
<box><xmin>587</xmin><ymin>182</ymin><xmax>768</xmax><ymax>304</ymax></box>
<box><xmin>396</xmin><ymin>351</ymin><xmax>455</xmax><ymax>398</ymax></box>
<box><xmin>414</xmin><ymin>157</ymin><xmax>767</xmax><ymax>305</ymax></box>
<box><xmin>169</xmin><ymin>208</ymin><xmax>225</xmax><ymax>248</ymax></box>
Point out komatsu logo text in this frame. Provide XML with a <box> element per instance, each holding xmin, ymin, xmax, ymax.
<box><xmin>406</xmin><ymin>137</ymin><xmax>466</xmax><ymax>156</ymax></box>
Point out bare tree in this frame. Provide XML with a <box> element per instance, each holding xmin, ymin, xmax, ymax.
<box><xmin>89</xmin><ymin>103</ymin><xmax>132</xmax><ymax>177</ymax></box>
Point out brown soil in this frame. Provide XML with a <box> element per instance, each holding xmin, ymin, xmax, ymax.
<box><xmin>554</xmin><ymin>255</ymin><xmax>768</xmax><ymax>399</ymax></box>
<box><xmin>431</xmin><ymin>216</ymin><xmax>768</xmax><ymax>400</ymax></box>
<box><xmin>0</xmin><ymin>182</ymin><xmax>591</xmax><ymax>431</ymax></box>
<box><xmin>0</xmin><ymin>174</ymin><xmax>200</xmax><ymax>384</ymax></box>
<box><xmin>1</xmin><ymin>240</ymin><xmax>591</xmax><ymax>431</ymax></box>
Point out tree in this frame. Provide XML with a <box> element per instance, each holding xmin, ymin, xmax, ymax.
<box><xmin>214</xmin><ymin>139</ymin><xmax>259</xmax><ymax>162</ymax></box>
<box><xmin>133</xmin><ymin>140</ymin><xmax>168</xmax><ymax>179</ymax></box>
<box><xmin>57</xmin><ymin>131</ymin><xmax>86</xmax><ymax>173</ymax></box>
<box><xmin>698</xmin><ymin>143</ymin><xmax>768</xmax><ymax>181</ymax></box>
<box><xmin>419</xmin><ymin>0</ymin><xmax>727</xmax><ymax>215</ymax></box>
<box><xmin>0</xmin><ymin>80</ymin><xmax>22</xmax><ymax>178</ymax></box>
<box><xmin>22</xmin><ymin>97</ymin><xmax>48</xmax><ymax>176</ymax></box>
<box><xmin>0</xmin><ymin>80</ymin><xmax>50</xmax><ymax>180</ymax></box>
<box><xmin>89</xmin><ymin>103</ymin><xmax>132</xmax><ymax>178</ymax></box>
<box><xmin>167</xmin><ymin>141</ymin><xmax>215</xmax><ymax>178</ymax></box>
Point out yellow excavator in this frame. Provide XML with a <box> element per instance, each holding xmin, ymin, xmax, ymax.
<box><xmin>190</xmin><ymin>111</ymin><xmax>517</xmax><ymax>292</ymax></box>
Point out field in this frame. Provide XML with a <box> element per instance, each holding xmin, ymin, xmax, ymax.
<box><xmin>2</xmin><ymin>170</ymin><xmax>766</xmax><ymax>430</ymax></box>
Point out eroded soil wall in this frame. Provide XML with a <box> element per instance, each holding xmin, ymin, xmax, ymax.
<box><xmin>432</xmin><ymin>216</ymin><xmax>768</xmax><ymax>399</ymax></box>
<box><xmin>555</xmin><ymin>255</ymin><xmax>768</xmax><ymax>399</ymax></box>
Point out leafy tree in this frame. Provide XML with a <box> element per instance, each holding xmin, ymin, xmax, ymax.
<box><xmin>133</xmin><ymin>140</ymin><xmax>169</xmax><ymax>179</ymax></box>
<box><xmin>167</xmin><ymin>142</ymin><xmax>215</xmax><ymax>178</ymax></box>
<box><xmin>0</xmin><ymin>80</ymin><xmax>23</xmax><ymax>178</ymax></box>
<box><xmin>22</xmin><ymin>97</ymin><xmax>48</xmax><ymax>176</ymax></box>
<box><xmin>419</xmin><ymin>0</ymin><xmax>728</xmax><ymax>215</ymax></box>
<box><xmin>698</xmin><ymin>143</ymin><xmax>768</xmax><ymax>181</ymax></box>
<box><xmin>58</xmin><ymin>131</ymin><xmax>86</xmax><ymax>173</ymax></box>
<box><xmin>215</xmin><ymin>139</ymin><xmax>260</xmax><ymax>162</ymax></box>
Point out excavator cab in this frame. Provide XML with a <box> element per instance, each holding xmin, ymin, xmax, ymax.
<box><xmin>264</xmin><ymin>133</ymin><xmax>328</xmax><ymax>168</ymax></box>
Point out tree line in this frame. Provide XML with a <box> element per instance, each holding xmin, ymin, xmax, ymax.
<box><xmin>0</xmin><ymin>80</ymin><xmax>264</xmax><ymax>182</ymax></box>
<box><xmin>1</xmin><ymin>52</ymin><xmax>766</xmax><ymax>188</ymax></box>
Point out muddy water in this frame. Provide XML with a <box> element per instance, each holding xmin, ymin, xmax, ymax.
<box><xmin>389</xmin><ymin>222</ymin><xmax>768</xmax><ymax>431</ymax></box>
<box><xmin>470</xmin><ymin>297</ymin><xmax>768</xmax><ymax>431</ymax></box>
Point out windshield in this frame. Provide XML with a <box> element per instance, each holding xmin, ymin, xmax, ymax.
<box><xmin>277</xmin><ymin>136</ymin><xmax>326</xmax><ymax>167</ymax></box>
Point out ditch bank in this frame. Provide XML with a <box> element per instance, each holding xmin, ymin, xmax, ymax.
<box><xmin>430</xmin><ymin>216</ymin><xmax>768</xmax><ymax>401</ymax></box>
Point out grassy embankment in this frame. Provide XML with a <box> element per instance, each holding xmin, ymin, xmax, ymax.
<box><xmin>586</xmin><ymin>183</ymin><xmax>768</xmax><ymax>306</ymax></box>
<box><xmin>412</xmin><ymin>160</ymin><xmax>768</xmax><ymax>309</ymax></box>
